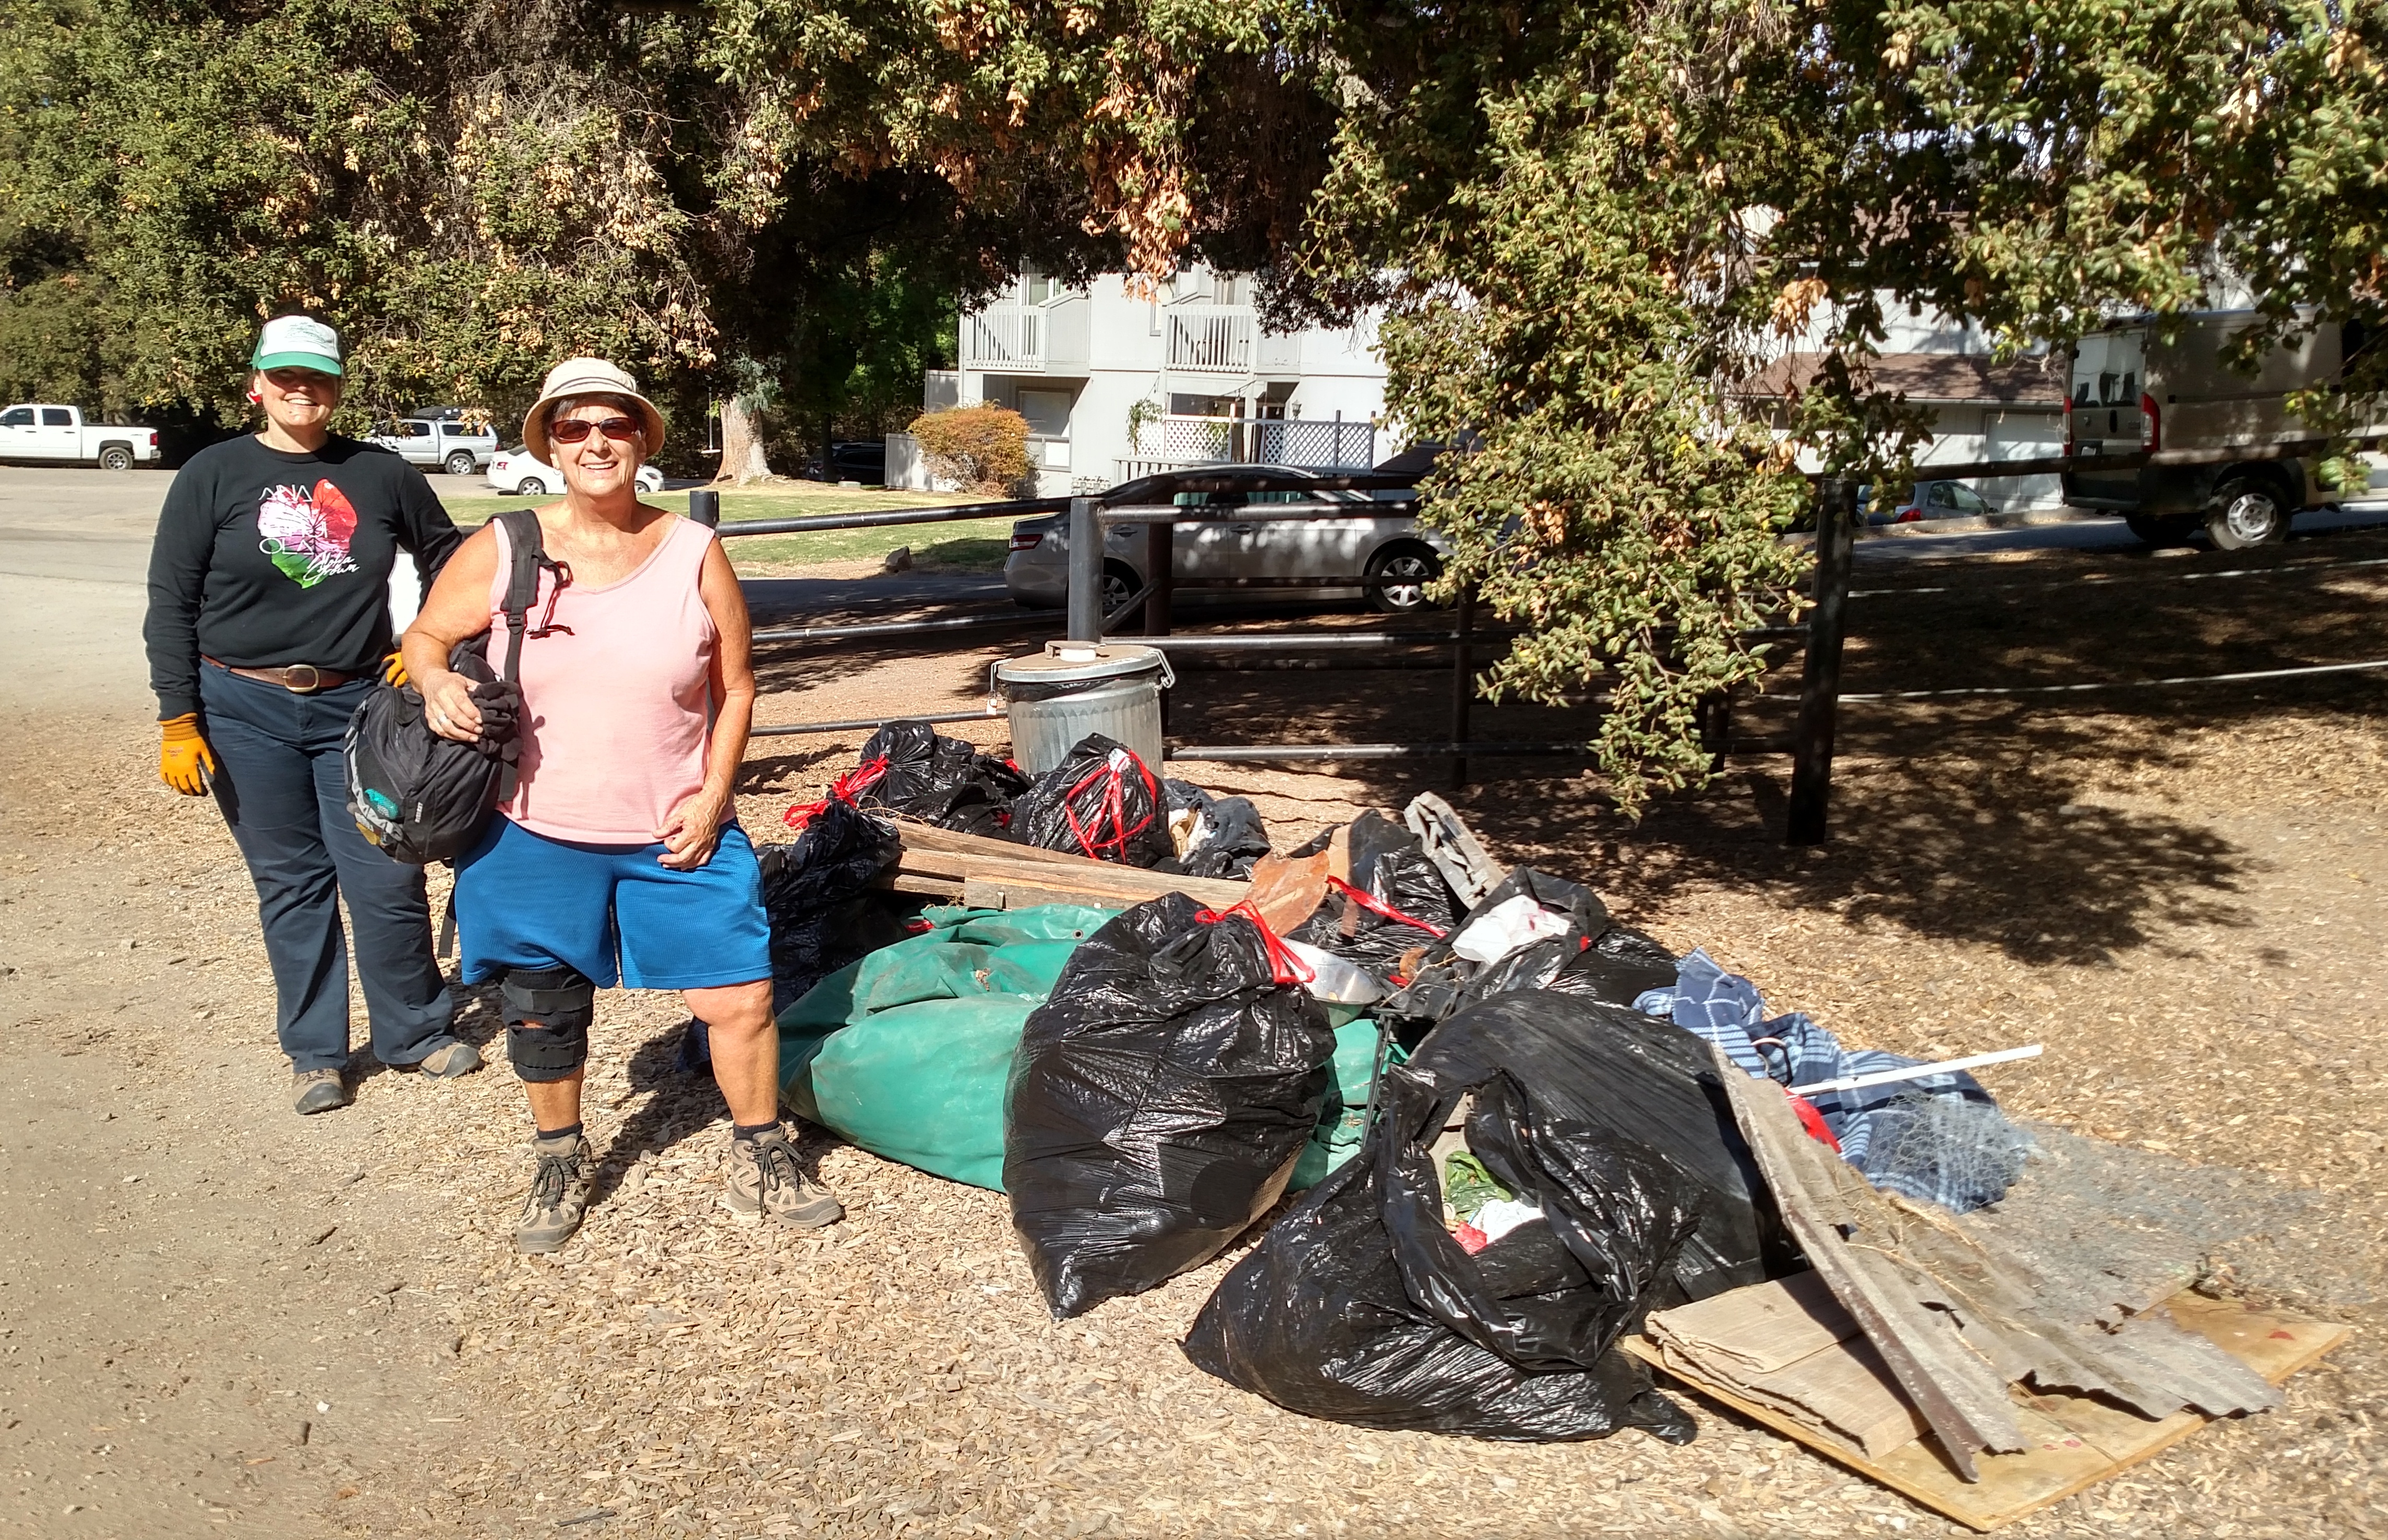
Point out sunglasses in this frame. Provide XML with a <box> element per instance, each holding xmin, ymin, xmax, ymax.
<box><xmin>550</xmin><ymin>415</ymin><xmax>642</xmax><ymax>445</ymax></box>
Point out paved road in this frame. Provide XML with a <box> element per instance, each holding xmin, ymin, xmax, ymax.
<box><xmin>0</xmin><ymin>468</ymin><xmax>497</xmax><ymax>717</ymax></box>
<box><xmin>1855</xmin><ymin>501</ymin><xmax>2388</xmax><ymax>561</ymax></box>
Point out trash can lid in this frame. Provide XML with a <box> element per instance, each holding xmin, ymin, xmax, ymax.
<box><xmin>994</xmin><ymin>642</ymin><xmax>1166</xmax><ymax>686</ymax></box>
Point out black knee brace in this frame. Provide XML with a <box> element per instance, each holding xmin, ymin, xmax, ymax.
<box><xmin>502</xmin><ymin>966</ymin><xmax>594</xmax><ymax>1083</ymax></box>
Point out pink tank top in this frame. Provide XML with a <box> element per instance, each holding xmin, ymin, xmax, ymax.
<box><xmin>489</xmin><ymin>514</ymin><xmax>717</xmax><ymax>844</ymax></box>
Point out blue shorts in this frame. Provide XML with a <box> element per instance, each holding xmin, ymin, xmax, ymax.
<box><xmin>453</xmin><ymin>816</ymin><xmax>772</xmax><ymax>991</ymax></box>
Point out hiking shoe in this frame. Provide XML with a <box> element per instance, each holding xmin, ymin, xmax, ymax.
<box><xmin>723</xmin><ymin>1126</ymin><xmax>843</xmax><ymax>1230</ymax></box>
<box><xmin>416</xmin><ymin>1041</ymin><xmax>482</xmax><ymax>1079</ymax></box>
<box><xmin>514</xmin><ymin>1134</ymin><xmax>596</xmax><ymax>1254</ymax></box>
<box><xmin>292</xmin><ymin>1068</ymin><xmax>349</xmax><ymax>1116</ymax></box>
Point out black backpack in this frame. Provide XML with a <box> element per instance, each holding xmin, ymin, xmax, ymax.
<box><xmin>345</xmin><ymin>507</ymin><xmax>564</xmax><ymax>864</ymax></box>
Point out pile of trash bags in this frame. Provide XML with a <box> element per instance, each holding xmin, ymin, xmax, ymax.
<box><xmin>780</xmin><ymin>721</ymin><xmax>1280</xmax><ymax>874</ymax></box>
<box><xmin>760</xmin><ymin>728</ymin><xmax>2038</xmax><ymax>1446</ymax></box>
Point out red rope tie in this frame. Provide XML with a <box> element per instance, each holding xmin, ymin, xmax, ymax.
<box><xmin>1322</xmin><ymin>875</ymin><xmax>1448</xmax><ymax>939</ymax></box>
<box><xmin>1195</xmin><ymin>899</ymin><xmax>1314</xmax><ymax>988</ymax></box>
<box><xmin>1059</xmin><ymin>750</ymin><xmax>1159</xmax><ymax>862</ymax></box>
<box><xmin>783</xmin><ymin>755</ymin><xmax>892</xmax><ymax>831</ymax></box>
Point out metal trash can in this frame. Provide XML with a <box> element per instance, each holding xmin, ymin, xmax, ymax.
<box><xmin>993</xmin><ymin>642</ymin><xmax>1174</xmax><ymax>777</ymax></box>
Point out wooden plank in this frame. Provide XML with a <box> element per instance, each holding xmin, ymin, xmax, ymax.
<box><xmin>1623</xmin><ymin>1295</ymin><xmax>2350</xmax><ymax>1532</ymax></box>
<box><xmin>901</xmin><ymin>848</ymin><xmax>1247</xmax><ymax>907</ymax></box>
<box><xmin>894</xmin><ymin>845</ymin><xmax>1245</xmax><ymax>900</ymax></box>
<box><xmin>889</xmin><ymin>816</ymin><xmax>1253</xmax><ymax>908</ymax></box>
<box><xmin>878</xmin><ymin>872</ymin><xmax>965</xmax><ymax>899</ymax></box>
<box><xmin>961</xmin><ymin>874</ymin><xmax>1130</xmax><ymax>913</ymax></box>
<box><xmin>890</xmin><ymin>818</ymin><xmax>1106</xmax><ymax>868</ymax></box>
<box><xmin>1711</xmin><ymin>1050</ymin><xmax>2026</xmax><ymax>1476</ymax></box>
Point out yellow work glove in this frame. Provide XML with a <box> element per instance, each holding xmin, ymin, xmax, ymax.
<box><xmin>159</xmin><ymin>714</ymin><xmax>219</xmax><ymax>796</ymax></box>
<box><xmin>381</xmin><ymin>649</ymin><xmax>409</xmax><ymax>688</ymax></box>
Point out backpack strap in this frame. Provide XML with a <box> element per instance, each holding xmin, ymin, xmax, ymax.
<box><xmin>489</xmin><ymin>507</ymin><xmax>566</xmax><ymax>803</ymax></box>
<box><xmin>491</xmin><ymin>507</ymin><xmax>546</xmax><ymax>687</ymax></box>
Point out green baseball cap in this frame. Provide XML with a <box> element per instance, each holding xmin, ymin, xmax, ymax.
<box><xmin>252</xmin><ymin>315</ymin><xmax>343</xmax><ymax>376</ymax></box>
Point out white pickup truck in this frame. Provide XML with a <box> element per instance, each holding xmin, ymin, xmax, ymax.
<box><xmin>0</xmin><ymin>404</ymin><xmax>161</xmax><ymax>470</ymax></box>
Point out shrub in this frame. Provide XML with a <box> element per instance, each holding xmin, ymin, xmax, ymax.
<box><xmin>908</xmin><ymin>405</ymin><xmax>1034</xmax><ymax>496</ymax></box>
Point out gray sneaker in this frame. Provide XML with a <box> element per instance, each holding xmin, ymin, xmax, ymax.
<box><xmin>416</xmin><ymin>1041</ymin><xmax>482</xmax><ymax>1079</ymax></box>
<box><xmin>292</xmin><ymin>1068</ymin><xmax>349</xmax><ymax>1116</ymax></box>
<box><xmin>723</xmin><ymin>1126</ymin><xmax>843</xmax><ymax>1230</ymax></box>
<box><xmin>514</xmin><ymin>1134</ymin><xmax>596</xmax><ymax>1254</ymax></box>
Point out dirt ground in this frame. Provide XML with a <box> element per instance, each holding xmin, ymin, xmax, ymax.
<box><xmin>4</xmin><ymin>504</ymin><xmax>2385</xmax><ymax>1539</ymax></box>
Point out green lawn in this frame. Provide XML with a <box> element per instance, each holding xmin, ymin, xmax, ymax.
<box><xmin>441</xmin><ymin>483</ymin><xmax>1022</xmax><ymax>573</ymax></box>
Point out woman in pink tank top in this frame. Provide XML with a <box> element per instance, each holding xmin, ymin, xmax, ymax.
<box><xmin>400</xmin><ymin>357</ymin><xmax>841</xmax><ymax>1254</ymax></box>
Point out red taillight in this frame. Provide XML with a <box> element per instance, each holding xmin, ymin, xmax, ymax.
<box><xmin>2139</xmin><ymin>391</ymin><xmax>2160</xmax><ymax>451</ymax></box>
<box><xmin>145</xmin><ymin>431</ymin><xmax>157</xmax><ymax>446</ymax></box>
<box><xmin>1010</xmin><ymin>531</ymin><xmax>1042</xmax><ymax>551</ymax></box>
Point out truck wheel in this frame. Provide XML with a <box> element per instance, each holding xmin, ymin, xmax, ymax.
<box><xmin>444</xmin><ymin>451</ymin><xmax>477</xmax><ymax>477</ymax></box>
<box><xmin>2205</xmin><ymin>477</ymin><xmax>2289</xmax><ymax>550</ymax></box>
<box><xmin>1365</xmin><ymin>543</ymin><xmax>1443</xmax><ymax>613</ymax></box>
<box><xmin>2124</xmin><ymin>512</ymin><xmax>2196</xmax><ymax>546</ymax></box>
<box><xmin>98</xmin><ymin>446</ymin><xmax>134</xmax><ymax>471</ymax></box>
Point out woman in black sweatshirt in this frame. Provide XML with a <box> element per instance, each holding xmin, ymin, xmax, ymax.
<box><xmin>143</xmin><ymin>315</ymin><xmax>481</xmax><ymax>1115</ymax></box>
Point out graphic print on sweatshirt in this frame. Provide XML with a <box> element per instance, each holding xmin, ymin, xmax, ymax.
<box><xmin>257</xmin><ymin>479</ymin><xmax>361</xmax><ymax>588</ymax></box>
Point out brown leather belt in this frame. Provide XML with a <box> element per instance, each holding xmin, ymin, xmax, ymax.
<box><xmin>202</xmin><ymin>656</ymin><xmax>359</xmax><ymax>694</ymax></box>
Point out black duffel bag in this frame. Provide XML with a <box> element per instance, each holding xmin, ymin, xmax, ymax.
<box><xmin>345</xmin><ymin>507</ymin><xmax>555</xmax><ymax>864</ymax></box>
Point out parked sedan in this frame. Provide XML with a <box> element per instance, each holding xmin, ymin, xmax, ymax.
<box><xmin>1004</xmin><ymin>465</ymin><xmax>1445</xmax><ymax>614</ymax></box>
<box><xmin>487</xmin><ymin>444</ymin><xmax>665</xmax><ymax>497</ymax></box>
<box><xmin>1860</xmin><ymin>479</ymin><xmax>1998</xmax><ymax>524</ymax></box>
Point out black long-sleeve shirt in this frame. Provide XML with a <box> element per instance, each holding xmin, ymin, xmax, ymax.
<box><xmin>144</xmin><ymin>435</ymin><xmax>462</xmax><ymax>719</ymax></box>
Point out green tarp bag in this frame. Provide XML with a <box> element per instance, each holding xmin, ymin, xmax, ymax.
<box><xmin>776</xmin><ymin>905</ymin><xmax>1115</xmax><ymax>1190</ymax></box>
<box><xmin>1287</xmin><ymin>1017</ymin><xmax>1408</xmax><ymax>1192</ymax></box>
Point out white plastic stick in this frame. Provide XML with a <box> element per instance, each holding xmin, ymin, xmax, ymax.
<box><xmin>1787</xmin><ymin>1044</ymin><xmax>2043</xmax><ymax>1097</ymax></box>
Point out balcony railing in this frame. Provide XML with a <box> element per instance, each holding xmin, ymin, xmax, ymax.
<box><xmin>963</xmin><ymin>308</ymin><xmax>1043</xmax><ymax>370</ymax></box>
<box><xmin>1167</xmin><ymin>307</ymin><xmax>1254</xmax><ymax>373</ymax></box>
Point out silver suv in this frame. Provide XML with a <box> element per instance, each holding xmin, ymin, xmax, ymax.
<box><xmin>1004</xmin><ymin>466</ymin><xmax>1445</xmax><ymax>614</ymax></box>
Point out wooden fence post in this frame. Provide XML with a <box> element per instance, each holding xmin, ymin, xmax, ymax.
<box><xmin>1786</xmin><ymin>479</ymin><xmax>1855</xmax><ymax>845</ymax></box>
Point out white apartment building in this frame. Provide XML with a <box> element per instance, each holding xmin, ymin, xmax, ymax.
<box><xmin>896</xmin><ymin>266</ymin><xmax>1399</xmax><ymax>494</ymax></box>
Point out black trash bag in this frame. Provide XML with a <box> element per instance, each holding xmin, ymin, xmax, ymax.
<box><xmin>1290</xmin><ymin>813</ymin><xmax>1459</xmax><ymax>974</ymax></box>
<box><xmin>1406</xmin><ymin>991</ymin><xmax>1785</xmax><ymax>1302</ymax></box>
<box><xmin>1387</xmin><ymin>868</ymin><xmax>1612</xmax><ymax>1021</ymax></box>
<box><xmin>1160</xmin><ymin>781</ymin><xmax>1274</xmax><ymax>881</ymax></box>
<box><xmin>1543</xmin><ymin>925</ymin><xmax>1679</xmax><ymax>1007</ymax></box>
<box><xmin>842</xmin><ymin>720</ymin><xmax>1030</xmax><ymax>838</ymax></box>
<box><xmin>1009</xmin><ymin>733</ymin><xmax>1173</xmax><ymax>867</ymax></box>
<box><xmin>757</xmin><ymin>800</ymin><xmax>905</xmax><ymax>1014</ymax></box>
<box><xmin>1185</xmin><ymin>796</ymin><xmax>1270</xmax><ymax>879</ymax></box>
<box><xmin>1181</xmin><ymin>1062</ymin><xmax>1700</xmax><ymax>1442</ymax></box>
<box><xmin>1005</xmin><ymin>892</ymin><xmax>1335</xmax><ymax>1319</ymax></box>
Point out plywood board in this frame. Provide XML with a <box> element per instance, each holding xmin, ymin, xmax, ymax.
<box><xmin>1624</xmin><ymin>1293</ymin><xmax>2349</xmax><ymax>1532</ymax></box>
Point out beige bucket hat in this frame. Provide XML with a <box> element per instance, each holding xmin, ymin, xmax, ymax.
<box><xmin>522</xmin><ymin>357</ymin><xmax>668</xmax><ymax>461</ymax></box>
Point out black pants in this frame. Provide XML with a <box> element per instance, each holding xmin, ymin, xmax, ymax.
<box><xmin>199</xmin><ymin>664</ymin><xmax>456</xmax><ymax>1072</ymax></box>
